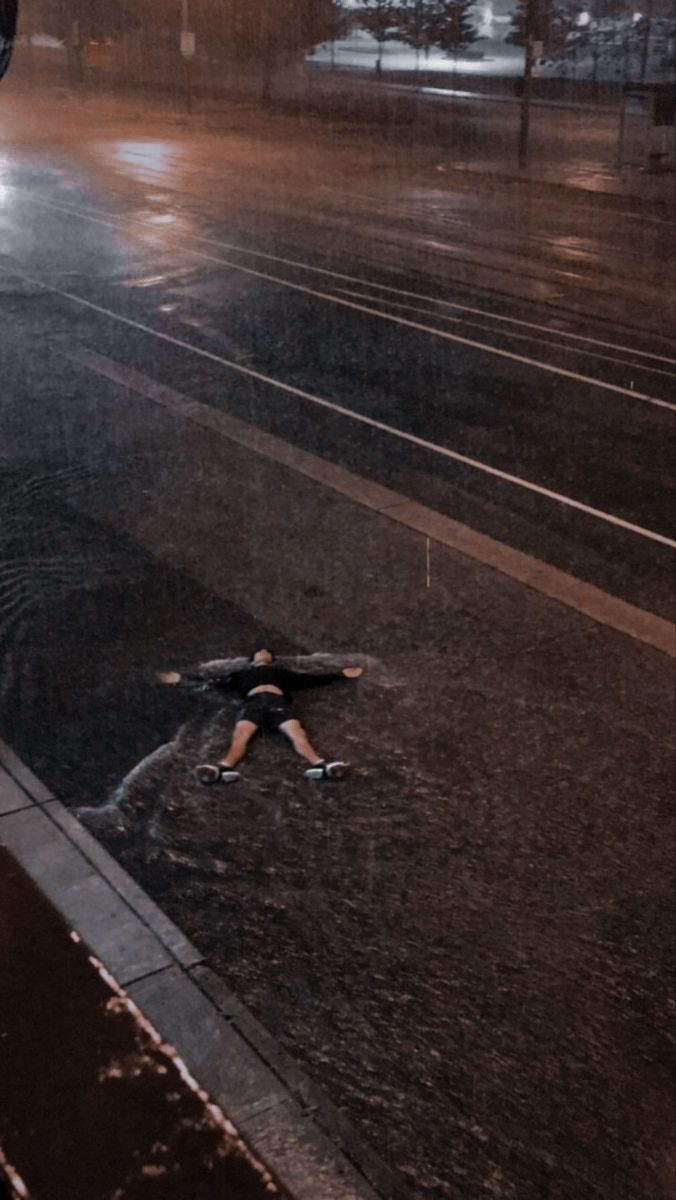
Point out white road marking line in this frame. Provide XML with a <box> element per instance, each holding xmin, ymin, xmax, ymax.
<box><xmin>34</xmin><ymin>196</ymin><xmax>667</xmax><ymax>409</ymax></box>
<box><xmin>70</xmin><ymin>348</ymin><xmax>676</xmax><ymax>658</ymax></box>
<box><xmin>9</xmin><ymin>263</ymin><xmax>671</xmax><ymax>548</ymax></box>
<box><xmin>97</xmin><ymin>266</ymin><xmax>676</xmax><ymax>410</ymax></box>
<box><xmin>334</xmin><ymin>288</ymin><xmax>676</xmax><ymax>379</ymax></box>
<box><xmin>145</xmin><ymin>243</ymin><xmax>676</xmax><ymax>412</ymax></box>
<box><xmin>14</xmin><ymin>187</ymin><xmax>676</xmax><ymax>367</ymax></box>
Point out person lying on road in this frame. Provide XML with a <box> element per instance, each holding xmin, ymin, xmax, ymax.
<box><xmin>158</xmin><ymin>648</ymin><xmax>363</xmax><ymax>784</ymax></box>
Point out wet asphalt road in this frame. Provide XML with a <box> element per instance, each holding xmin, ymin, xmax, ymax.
<box><xmin>1</xmin><ymin>91</ymin><xmax>675</xmax><ymax>1200</ymax></box>
<box><xmin>1</xmin><ymin>92</ymin><xmax>674</xmax><ymax>617</ymax></box>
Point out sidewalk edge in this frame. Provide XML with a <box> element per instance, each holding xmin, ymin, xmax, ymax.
<box><xmin>0</xmin><ymin>746</ymin><xmax>402</xmax><ymax>1200</ymax></box>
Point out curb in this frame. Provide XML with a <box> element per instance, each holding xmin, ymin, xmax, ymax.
<box><xmin>0</xmin><ymin>741</ymin><xmax>403</xmax><ymax>1200</ymax></box>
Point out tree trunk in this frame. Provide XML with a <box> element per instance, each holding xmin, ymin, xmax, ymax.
<box><xmin>67</xmin><ymin>28</ymin><xmax>84</xmax><ymax>87</ymax></box>
<box><xmin>262</xmin><ymin>44</ymin><xmax>274</xmax><ymax>102</ymax></box>
<box><xmin>518</xmin><ymin>0</ymin><xmax>535</xmax><ymax>169</ymax></box>
<box><xmin>639</xmin><ymin>4</ymin><xmax>652</xmax><ymax>82</ymax></box>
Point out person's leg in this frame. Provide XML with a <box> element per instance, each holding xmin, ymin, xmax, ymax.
<box><xmin>279</xmin><ymin>719</ymin><xmax>323</xmax><ymax>765</ymax></box>
<box><xmin>279</xmin><ymin>720</ymin><xmax>348</xmax><ymax>779</ymax></box>
<box><xmin>219</xmin><ymin>720</ymin><xmax>258</xmax><ymax>768</ymax></box>
<box><xmin>196</xmin><ymin>720</ymin><xmax>257</xmax><ymax>784</ymax></box>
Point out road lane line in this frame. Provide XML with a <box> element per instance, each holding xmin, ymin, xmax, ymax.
<box><xmin>149</xmin><ymin>244</ymin><xmax>676</xmax><ymax>412</ymax></box>
<box><xmin>7</xmin><ymin>264</ymin><xmax>672</xmax><ymax>549</ymax></box>
<box><xmin>33</xmin><ymin>217</ymin><xmax>676</xmax><ymax>412</ymax></box>
<box><xmin>333</xmin><ymin>289</ymin><xmax>676</xmax><ymax>378</ymax></box>
<box><xmin>14</xmin><ymin>187</ymin><xmax>676</xmax><ymax>368</ymax></box>
<box><xmin>69</xmin><ymin>348</ymin><xmax>676</xmax><ymax>658</ymax></box>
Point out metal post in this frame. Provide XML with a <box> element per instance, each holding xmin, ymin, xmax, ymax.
<box><xmin>517</xmin><ymin>0</ymin><xmax>536</xmax><ymax>169</ymax></box>
<box><xmin>616</xmin><ymin>88</ymin><xmax>628</xmax><ymax>167</ymax></box>
<box><xmin>181</xmin><ymin>0</ymin><xmax>193</xmax><ymax>113</ymax></box>
<box><xmin>639</xmin><ymin>0</ymin><xmax>654</xmax><ymax>83</ymax></box>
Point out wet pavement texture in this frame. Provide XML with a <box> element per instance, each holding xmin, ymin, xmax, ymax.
<box><xmin>0</xmin><ymin>91</ymin><xmax>675</xmax><ymax>1200</ymax></box>
<box><xmin>0</xmin><ymin>95</ymin><xmax>674</xmax><ymax>620</ymax></box>
<box><xmin>0</xmin><ymin>845</ymin><xmax>281</xmax><ymax>1200</ymax></box>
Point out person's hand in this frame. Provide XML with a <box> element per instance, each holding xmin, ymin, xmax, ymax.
<box><xmin>343</xmin><ymin>666</ymin><xmax>363</xmax><ymax>679</ymax></box>
<box><xmin>157</xmin><ymin>671</ymin><xmax>181</xmax><ymax>685</ymax></box>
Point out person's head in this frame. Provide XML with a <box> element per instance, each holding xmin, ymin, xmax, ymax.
<box><xmin>250</xmin><ymin>648</ymin><xmax>274</xmax><ymax>665</ymax></box>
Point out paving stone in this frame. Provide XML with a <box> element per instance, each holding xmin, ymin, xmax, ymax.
<box><xmin>0</xmin><ymin>805</ymin><xmax>172</xmax><ymax>985</ymax></box>
<box><xmin>46</xmin><ymin>800</ymin><xmax>203</xmax><ymax>968</ymax></box>
<box><xmin>239</xmin><ymin>1099</ymin><xmax>382</xmax><ymax>1200</ymax></box>
<box><xmin>0</xmin><ymin>740</ymin><xmax>52</xmax><ymax>802</ymax></box>
<box><xmin>128</xmin><ymin>965</ymin><xmax>290</xmax><ymax>1122</ymax></box>
<box><xmin>0</xmin><ymin>766</ymin><xmax>33</xmax><ymax>816</ymax></box>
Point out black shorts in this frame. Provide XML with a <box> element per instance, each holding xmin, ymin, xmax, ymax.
<box><xmin>237</xmin><ymin>693</ymin><xmax>293</xmax><ymax>732</ymax></box>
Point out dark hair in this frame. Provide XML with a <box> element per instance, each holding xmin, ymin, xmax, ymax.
<box><xmin>249</xmin><ymin>648</ymin><xmax>274</xmax><ymax>662</ymax></box>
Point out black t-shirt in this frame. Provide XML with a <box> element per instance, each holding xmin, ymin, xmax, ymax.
<box><xmin>185</xmin><ymin>664</ymin><xmax>344</xmax><ymax>700</ymax></box>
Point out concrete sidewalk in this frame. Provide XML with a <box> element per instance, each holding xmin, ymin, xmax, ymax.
<box><xmin>0</xmin><ymin>742</ymin><xmax>396</xmax><ymax>1200</ymax></box>
<box><xmin>0</xmin><ymin>845</ymin><xmax>279</xmax><ymax>1200</ymax></box>
<box><xmin>4</xmin><ymin>76</ymin><xmax>674</xmax><ymax>210</ymax></box>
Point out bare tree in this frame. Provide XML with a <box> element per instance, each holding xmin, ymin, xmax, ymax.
<box><xmin>429</xmin><ymin>0</ymin><xmax>478</xmax><ymax>69</ymax></box>
<box><xmin>358</xmin><ymin>0</ymin><xmax>398</xmax><ymax>76</ymax></box>
<box><xmin>398</xmin><ymin>0</ymin><xmax>434</xmax><ymax>72</ymax></box>
<box><xmin>221</xmin><ymin>0</ymin><xmax>342</xmax><ymax>99</ymax></box>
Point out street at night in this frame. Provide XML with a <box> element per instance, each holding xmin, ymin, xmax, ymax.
<box><xmin>0</xmin><ymin>14</ymin><xmax>675</xmax><ymax>1200</ymax></box>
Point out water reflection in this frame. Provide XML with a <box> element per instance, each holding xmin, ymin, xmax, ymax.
<box><xmin>114</xmin><ymin>141</ymin><xmax>175</xmax><ymax>177</ymax></box>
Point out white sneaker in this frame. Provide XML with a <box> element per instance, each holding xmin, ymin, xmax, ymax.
<box><xmin>304</xmin><ymin>760</ymin><xmax>348</xmax><ymax>781</ymax></box>
<box><xmin>196</xmin><ymin>764</ymin><xmax>241</xmax><ymax>785</ymax></box>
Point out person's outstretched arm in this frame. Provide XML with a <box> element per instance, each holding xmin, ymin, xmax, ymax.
<box><xmin>280</xmin><ymin>665</ymin><xmax>363</xmax><ymax>691</ymax></box>
<box><xmin>156</xmin><ymin>667</ymin><xmax>235</xmax><ymax>693</ymax></box>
